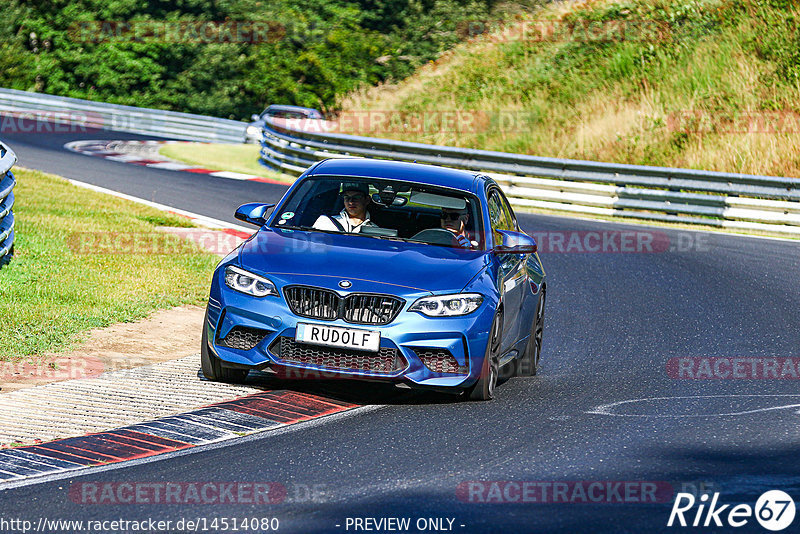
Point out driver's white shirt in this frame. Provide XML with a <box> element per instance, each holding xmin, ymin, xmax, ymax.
<box><xmin>312</xmin><ymin>209</ymin><xmax>375</xmax><ymax>233</ymax></box>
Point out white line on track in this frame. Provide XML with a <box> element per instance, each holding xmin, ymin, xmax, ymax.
<box><xmin>587</xmin><ymin>394</ymin><xmax>800</xmax><ymax>417</ymax></box>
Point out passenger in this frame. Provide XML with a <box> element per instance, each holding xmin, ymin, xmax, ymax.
<box><xmin>441</xmin><ymin>207</ymin><xmax>477</xmax><ymax>248</ymax></box>
<box><xmin>313</xmin><ymin>182</ymin><xmax>378</xmax><ymax>233</ymax></box>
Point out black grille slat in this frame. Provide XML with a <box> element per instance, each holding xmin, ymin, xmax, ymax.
<box><xmin>367</xmin><ymin>296</ymin><xmax>377</xmax><ymax>324</ymax></box>
<box><xmin>270</xmin><ymin>337</ymin><xmax>406</xmax><ymax>374</ymax></box>
<box><xmin>343</xmin><ymin>293</ymin><xmax>403</xmax><ymax>325</ymax></box>
<box><xmin>328</xmin><ymin>291</ymin><xmax>338</xmax><ymax>318</ymax></box>
<box><xmin>360</xmin><ymin>296</ymin><xmax>367</xmax><ymax>323</ymax></box>
<box><xmin>284</xmin><ymin>285</ymin><xmax>404</xmax><ymax>325</ymax></box>
<box><xmin>286</xmin><ymin>286</ymin><xmax>339</xmax><ymax>321</ymax></box>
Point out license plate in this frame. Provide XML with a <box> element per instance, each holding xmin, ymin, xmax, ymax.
<box><xmin>295</xmin><ymin>323</ymin><xmax>381</xmax><ymax>352</ymax></box>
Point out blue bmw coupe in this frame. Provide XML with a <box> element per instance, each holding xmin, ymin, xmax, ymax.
<box><xmin>202</xmin><ymin>158</ymin><xmax>546</xmax><ymax>400</ymax></box>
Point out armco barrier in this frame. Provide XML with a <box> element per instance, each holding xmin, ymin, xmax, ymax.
<box><xmin>0</xmin><ymin>140</ymin><xmax>17</xmax><ymax>266</ymax></box>
<box><xmin>2</xmin><ymin>87</ymin><xmax>797</xmax><ymax>235</ymax></box>
<box><xmin>0</xmin><ymin>88</ymin><xmax>246</xmax><ymax>143</ymax></box>
<box><xmin>259</xmin><ymin>117</ymin><xmax>800</xmax><ymax>235</ymax></box>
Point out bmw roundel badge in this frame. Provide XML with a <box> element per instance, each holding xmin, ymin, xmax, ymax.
<box><xmin>338</xmin><ymin>280</ymin><xmax>352</xmax><ymax>289</ymax></box>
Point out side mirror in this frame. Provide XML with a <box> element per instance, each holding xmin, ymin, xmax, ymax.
<box><xmin>235</xmin><ymin>203</ymin><xmax>275</xmax><ymax>227</ymax></box>
<box><xmin>493</xmin><ymin>230</ymin><xmax>537</xmax><ymax>254</ymax></box>
<box><xmin>250</xmin><ymin>114</ymin><xmax>260</xmax><ymax>122</ymax></box>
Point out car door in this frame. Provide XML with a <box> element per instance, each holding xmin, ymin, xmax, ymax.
<box><xmin>487</xmin><ymin>188</ymin><xmax>525</xmax><ymax>351</ymax></box>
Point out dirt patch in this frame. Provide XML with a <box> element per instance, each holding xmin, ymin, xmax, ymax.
<box><xmin>0</xmin><ymin>305</ymin><xmax>205</xmax><ymax>393</ymax></box>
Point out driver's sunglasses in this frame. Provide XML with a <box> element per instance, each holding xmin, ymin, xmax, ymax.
<box><xmin>342</xmin><ymin>194</ymin><xmax>366</xmax><ymax>202</ymax></box>
<box><xmin>441</xmin><ymin>212</ymin><xmax>465</xmax><ymax>221</ymax></box>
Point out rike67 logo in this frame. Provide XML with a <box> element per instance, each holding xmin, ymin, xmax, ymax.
<box><xmin>667</xmin><ymin>490</ymin><xmax>796</xmax><ymax>531</ymax></box>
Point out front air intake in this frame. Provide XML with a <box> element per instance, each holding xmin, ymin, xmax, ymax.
<box><xmin>217</xmin><ymin>326</ymin><xmax>269</xmax><ymax>351</ymax></box>
<box><xmin>415</xmin><ymin>348</ymin><xmax>467</xmax><ymax>374</ymax></box>
<box><xmin>269</xmin><ymin>337</ymin><xmax>407</xmax><ymax>374</ymax></box>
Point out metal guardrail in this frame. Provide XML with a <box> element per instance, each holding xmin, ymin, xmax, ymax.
<box><xmin>259</xmin><ymin>117</ymin><xmax>800</xmax><ymax>235</ymax></box>
<box><xmin>0</xmin><ymin>140</ymin><xmax>17</xmax><ymax>266</ymax></box>
<box><xmin>0</xmin><ymin>88</ymin><xmax>246</xmax><ymax>143</ymax></box>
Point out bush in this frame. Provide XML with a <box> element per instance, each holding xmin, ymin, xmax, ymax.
<box><xmin>0</xmin><ymin>0</ymin><xmax>517</xmax><ymax>119</ymax></box>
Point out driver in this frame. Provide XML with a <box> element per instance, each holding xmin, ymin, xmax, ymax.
<box><xmin>441</xmin><ymin>207</ymin><xmax>477</xmax><ymax>248</ymax></box>
<box><xmin>313</xmin><ymin>182</ymin><xmax>378</xmax><ymax>233</ymax></box>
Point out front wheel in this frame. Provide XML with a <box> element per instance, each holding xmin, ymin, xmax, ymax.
<box><xmin>468</xmin><ymin>312</ymin><xmax>502</xmax><ymax>401</ymax></box>
<box><xmin>201</xmin><ymin>313</ymin><xmax>249</xmax><ymax>383</ymax></box>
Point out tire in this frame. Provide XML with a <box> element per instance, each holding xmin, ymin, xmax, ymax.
<box><xmin>468</xmin><ymin>311</ymin><xmax>502</xmax><ymax>401</ymax></box>
<box><xmin>201</xmin><ymin>313</ymin><xmax>249</xmax><ymax>383</ymax></box>
<box><xmin>520</xmin><ymin>286</ymin><xmax>545</xmax><ymax>376</ymax></box>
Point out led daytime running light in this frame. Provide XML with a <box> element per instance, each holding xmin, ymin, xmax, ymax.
<box><xmin>409</xmin><ymin>293</ymin><xmax>483</xmax><ymax>317</ymax></box>
<box><xmin>224</xmin><ymin>266</ymin><xmax>277</xmax><ymax>297</ymax></box>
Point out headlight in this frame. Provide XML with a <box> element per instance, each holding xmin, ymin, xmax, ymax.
<box><xmin>246</xmin><ymin>125</ymin><xmax>261</xmax><ymax>136</ymax></box>
<box><xmin>409</xmin><ymin>293</ymin><xmax>483</xmax><ymax>317</ymax></box>
<box><xmin>224</xmin><ymin>266</ymin><xmax>277</xmax><ymax>297</ymax></box>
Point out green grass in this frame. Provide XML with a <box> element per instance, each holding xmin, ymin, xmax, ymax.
<box><xmin>158</xmin><ymin>142</ymin><xmax>295</xmax><ymax>183</ymax></box>
<box><xmin>0</xmin><ymin>168</ymin><xmax>220</xmax><ymax>362</ymax></box>
<box><xmin>341</xmin><ymin>0</ymin><xmax>800</xmax><ymax>178</ymax></box>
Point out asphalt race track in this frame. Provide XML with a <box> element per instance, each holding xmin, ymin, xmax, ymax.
<box><xmin>0</xmin><ymin>126</ymin><xmax>288</xmax><ymax>225</ymax></box>
<box><xmin>1</xmin><ymin>123</ymin><xmax>800</xmax><ymax>533</ymax></box>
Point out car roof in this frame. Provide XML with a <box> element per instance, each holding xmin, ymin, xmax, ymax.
<box><xmin>308</xmin><ymin>158</ymin><xmax>487</xmax><ymax>194</ymax></box>
<box><xmin>263</xmin><ymin>104</ymin><xmax>322</xmax><ymax>117</ymax></box>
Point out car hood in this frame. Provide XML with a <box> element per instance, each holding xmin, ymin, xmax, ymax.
<box><xmin>238</xmin><ymin>227</ymin><xmax>489</xmax><ymax>294</ymax></box>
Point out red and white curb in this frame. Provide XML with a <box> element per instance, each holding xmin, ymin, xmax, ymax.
<box><xmin>0</xmin><ymin>391</ymin><xmax>358</xmax><ymax>484</ymax></box>
<box><xmin>64</xmin><ymin>140</ymin><xmax>285</xmax><ymax>185</ymax></box>
<box><xmin>0</xmin><ymin>355</ymin><xmax>359</xmax><ymax>483</ymax></box>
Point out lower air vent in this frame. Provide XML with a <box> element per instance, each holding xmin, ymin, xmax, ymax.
<box><xmin>415</xmin><ymin>348</ymin><xmax>467</xmax><ymax>374</ymax></box>
<box><xmin>270</xmin><ymin>337</ymin><xmax>406</xmax><ymax>374</ymax></box>
<box><xmin>218</xmin><ymin>326</ymin><xmax>269</xmax><ymax>351</ymax></box>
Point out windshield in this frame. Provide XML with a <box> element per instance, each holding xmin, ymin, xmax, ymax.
<box><xmin>271</xmin><ymin>176</ymin><xmax>484</xmax><ymax>250</ymax></box>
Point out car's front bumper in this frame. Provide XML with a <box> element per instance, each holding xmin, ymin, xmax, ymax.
<box><xmin>207</xmin><ymin>274</ymin><xmax>495</xmax><ymax>390</ymax></box>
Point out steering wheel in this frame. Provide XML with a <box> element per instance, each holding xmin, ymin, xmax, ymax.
<box><xmin>410</xmin><ymin>228</ymin><xmax>462</xmax><ymax>247</ymax></box>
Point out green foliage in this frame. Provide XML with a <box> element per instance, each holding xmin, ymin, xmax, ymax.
<box><xmin>347</xmin><ymin>0</ymin><xmax>800</xmax><ymax>177</ymax></box>
<box><xmin>0</xmin><ymin>0</ymin><xmax>509</xmax><ymax>118</ymax></box>
<box><xmin>0</xmin><ymin>168</ymin><xmax>220</xmax><ymax>360</ymax></box>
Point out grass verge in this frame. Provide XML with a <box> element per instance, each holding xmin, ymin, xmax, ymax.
<box><xmin>0</xmin><ymin>167</ymin><xmax>221</xmax><ymax>362</ymax></box>
<box><xmin>340</xmin><ymin>0</ymin><xmax>800</xmax><ymax>178</ymax></box>
<box><xmin>158</xmin><ymin>142</ymin><xmax>295</xmax><ymax>183</ymax></box>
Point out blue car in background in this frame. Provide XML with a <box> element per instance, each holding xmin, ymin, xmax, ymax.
<box><xmin>202</xmin><ymin>158</ymin><xmax>546</xmax><ymax>400</ymax></box>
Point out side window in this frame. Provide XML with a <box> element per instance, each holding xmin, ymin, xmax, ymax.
<box><xmin>488</xmin><ymin>190</ymin><xmax>513</xmax><ymax>246</ymax></box>
<box><xmin>497</xmin><ymin>192</ymin><xmax>517</xmax><ymax>232</ymax></box>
